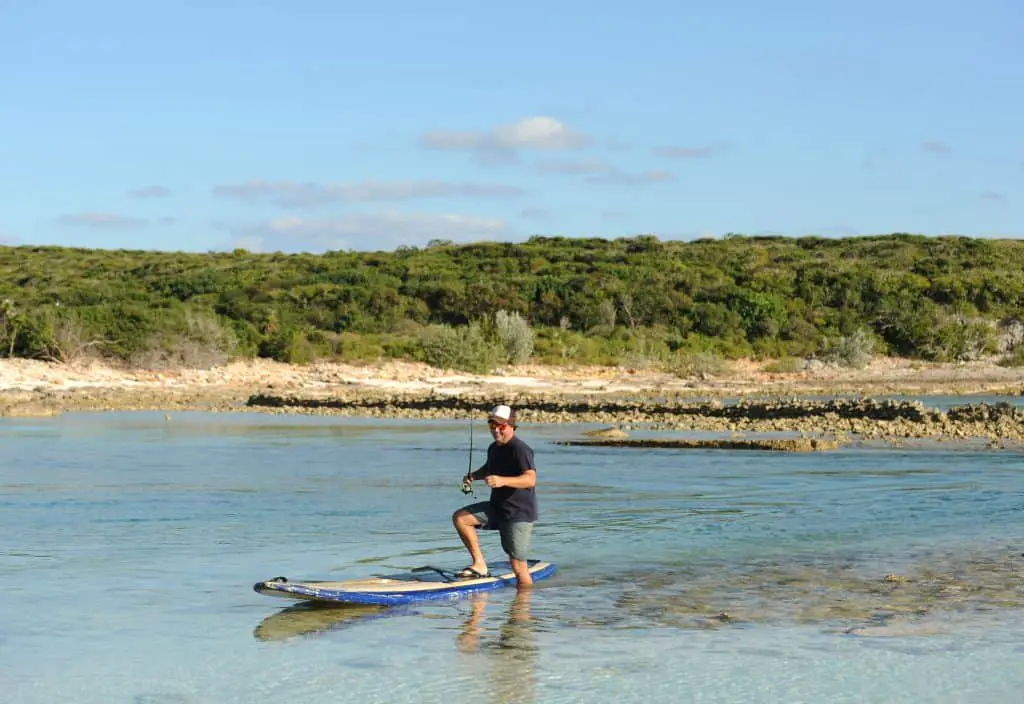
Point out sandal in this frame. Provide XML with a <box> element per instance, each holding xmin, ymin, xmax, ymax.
<box><xmin>455</xmin><ymin>567</ymin><xmax>490</xmax><ymax>580</ymax></box>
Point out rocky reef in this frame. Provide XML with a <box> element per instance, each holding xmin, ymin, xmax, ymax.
<box><xmin>244</xmin><ymin>391</ymin><xmax>1024</xmax><ymax>443</ymax></box>
<box><xmin>555</xmin><ymin>437</ymin><xmax>846</xmax><ymax>451</ymax></box>
<box><xmin>4</xmin><ymin>381</ymin><xmax>1022</xmax><ymax>446</ymax></box>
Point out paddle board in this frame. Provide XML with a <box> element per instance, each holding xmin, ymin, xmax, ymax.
<box><xmin>254</xmin><ymin>559</ymin><xmax>556</xmax><ymax>606</ymax></box>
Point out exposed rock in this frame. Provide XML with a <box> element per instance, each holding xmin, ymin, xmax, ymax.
<box><xmin>582</xmin><ymin>426</ymin><xmax>630</xmax><ymax>438</ymax></box>
<box><xmin>242</xmin><ymin>391</ymin><xmax>1024</xmax><ymax>442</ymax></box>
<box><xmin>0</xmin><ymin>400</ymin><xmax>62</xmax><ymax>417</ymax></box>
<box><xmin>554</xmin><ymin>437</ymin><xmax>846</xmax><ymax>452</ymax></box>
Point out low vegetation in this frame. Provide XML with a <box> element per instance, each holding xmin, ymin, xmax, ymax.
<box><xmin>1</xmin><ymin>233</ymin><xmax>1022</xmax><ymax>372</ymax></box>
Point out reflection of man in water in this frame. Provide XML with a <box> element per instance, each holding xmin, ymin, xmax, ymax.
<box><xmin>457</xmin><ymin>590</ymin><xmax>536</xmax><ymax>704</ymax></box>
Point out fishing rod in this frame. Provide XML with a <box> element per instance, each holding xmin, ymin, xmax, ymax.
<box><xmin>461</xmin><ymin>414</ymin><xmax>476</xmax><ymax>496</ymax></box>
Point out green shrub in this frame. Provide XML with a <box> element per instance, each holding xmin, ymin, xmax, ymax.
<box><xmin>335</xmin><ymin>331</ymin><xmax>417</xmax><ymax>362</ymax></box>
<box><xmin>763</xmin><ymin>356</ymin><xmax>804</xmax><ymax>373</ymax></box>
<box><xmin>825</xmin><ymin>328</ymin><xmax>874</xmax><ymax>369</ymax></box>
<box><xmin>16</xmin><ymin>307</ymin><xmax>99</xmax><ymax>363</ymax></box>
<box><xmin>228</xmin><ymin>319</ymin><xmax>262</xmax><ymax>358</ymax></box>
<box><xmin>662</xmin><ymin>331</ymin><xmax>753</xmax><ymax>359</ymax></box>
<box><xmin>997</xmin><ymin>319</ymin><xmax>1024</xmax><ymax>354</ymax></box>
<box><xmin>931</xmin><ymin>318</ymin><xmax>997</xmax><ymax>362</ymax></box>
<box><xmin>997</xmin><ymin>346</ymin><xmax>1024</xmax><ymax>368</ymax></box>
<box><xmin>419</xmin><ymin>322</ymin><xmax>502</xmax><ymax>373</ymax></box>
<box><xmin>616</xmin><ymin>331</ymin><xmax>672</xmax><ymax>370</ymax></box>
<box><xmin>532</xmin><ymin>328</ymin><xmax>620</xmax><ymax>365</ymax></box>
<box><xmin>260</xmin><ymin>328</ymin><xmax>318</xmax><ymax>364</ymax></box>
<box><xmin>667</xmin><ymin>351</ymin><xmax>731</xmax><ymax>379</ymax></box>
<box><xmin>494</xmin><ymin>309</ymin><xmax>534</xmax><ymax>364</ymax></box>
<box><xmin>130</xmin><ymin>310</ymin><xmax>240</xmax><ymax>370</ymax></box>
<box><xmin>379</xmin><ymin>334</ymin><xmax>423</xmax><ymax>361</ymax></box>
<box><xmin>1</xmin><ymin>301</ymin><xmax>58</xmax><ymax>359</ymax></box>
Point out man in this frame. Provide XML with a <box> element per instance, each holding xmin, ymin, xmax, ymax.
<box><xmin>452</xmin><ymin>404</ymin><xmax>538</xmax><ymax>588</ymax></box>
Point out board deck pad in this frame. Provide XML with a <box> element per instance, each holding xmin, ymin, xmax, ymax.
<box><xmin>254</xmin><ymin>559</ymin><xmax>556</xmax><ymax>605</ymax></box>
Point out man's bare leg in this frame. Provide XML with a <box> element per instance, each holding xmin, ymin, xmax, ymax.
<box><xmin>510</xmin><ymin>557</ymin><xmax>533</xmax><ymax>588</ymax></box>
<box><xmin>452</xmin><ymin>509</ymin><xmax>489</xmax><ymax>576</ymax></box>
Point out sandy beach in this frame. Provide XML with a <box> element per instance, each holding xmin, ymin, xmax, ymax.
<box><xmin>1</xmin><ymin>355</ymin><xmax>1022</xmax><ymax>422</ymax></box>
<box><xmin>2</xmin><ymin>355</ymin><xmax>1023</xmax><ymax>408</ymax></box>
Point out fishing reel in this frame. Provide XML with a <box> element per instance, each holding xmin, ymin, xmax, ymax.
<box><xmin>461</xmin><ymin>474</ymin><xmax>474</xmax><ymax>495</ymax></box>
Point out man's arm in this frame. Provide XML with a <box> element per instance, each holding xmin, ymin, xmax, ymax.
<box><xmin>487</xmin><ymin>469</ymin><xmax>536</xmax><ymax>489</ymax></box>
<box><xmin>468</xmin><ymin>463</ymin><xmax>488</xmax><ymax>480</ymax></box>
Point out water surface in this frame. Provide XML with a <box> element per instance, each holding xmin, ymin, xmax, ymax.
<box><xmin>2</xmin><ymin>411</ymin><xmax>1023</xmax><ymax>703</ymax></box>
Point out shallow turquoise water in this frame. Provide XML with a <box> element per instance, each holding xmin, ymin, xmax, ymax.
<box><xmin>2</xmin><ymin>411</ymin><xmax>1023</xmax><ymax>703</ymax></box>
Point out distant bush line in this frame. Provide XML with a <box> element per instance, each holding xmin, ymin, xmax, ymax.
<box><xmin>1</xmin><ymin>233</ymin><xmax>1023</xmax><ymax>372</ymax></box>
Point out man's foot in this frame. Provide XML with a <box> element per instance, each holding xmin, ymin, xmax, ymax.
<box><xmin>455</xmin><ymin>566</ymin><xmax>490</xmax><ymax>579</ymax></box>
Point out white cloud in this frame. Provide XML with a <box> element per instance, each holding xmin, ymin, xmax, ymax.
<box><xmin>421</xmin><ymin>116</ymin><xmax>589</xmax><ymax>159</ymax></box>
<box><xmin>128</xmin><ymin>185</ymin><xmax>172</xmax><ymax>198</ymax></box>
<box><xmin>228</xmin><ymin>211</ymin><xmax>512</xmax><ymax>252</ymax></box>
<box><xmin>492</xmin><ymin>117</ymin><xmax>588</xmax><ymax>150</ymax></box>
<box><xmin>58</xmin><ymin>212</ymin><xmax>149</xmax><ymax>228</ymax></box>
<box><xmin>212</xmin><ymin>179</ymin><xmax>525</xmax><ymax>208</ymax></box>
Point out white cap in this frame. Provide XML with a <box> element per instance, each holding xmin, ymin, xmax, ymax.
<box><xmin>489</xmin><ymin>404</ymin><xmax>513</xmax><ymax>422</ymax></box>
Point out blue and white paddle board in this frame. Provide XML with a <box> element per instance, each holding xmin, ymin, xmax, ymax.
<box><xmin>254</xmin><ymin>559</ymin><xmax>556</xmax><ymax>606</ymax></box>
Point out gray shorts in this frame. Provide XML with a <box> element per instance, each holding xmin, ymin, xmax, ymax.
<box><xmin>461</xmin><ymin>501</ymin><xmax>534</xmax><ymax>561</ymax></box>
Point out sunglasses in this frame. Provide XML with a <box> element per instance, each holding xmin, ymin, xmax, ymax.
<box><xmin>488</xmin><ymin>420</ymin><xmax>509</xmax><ymax>428</ymax></box>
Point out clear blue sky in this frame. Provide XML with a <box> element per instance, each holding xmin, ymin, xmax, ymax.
<box><xmin>1</xmin><ymin>0</ymin><xmax>1021</xmax><ymax>253</ymax></box>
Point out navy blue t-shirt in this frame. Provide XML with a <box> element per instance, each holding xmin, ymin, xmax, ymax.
<box><xmin>474</xmin><ymin>435</ymin><xmax>538</xmax><ymax>522</ymax></box>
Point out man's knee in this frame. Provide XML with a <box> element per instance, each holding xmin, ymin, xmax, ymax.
<box><xmin>453</xmin><ymin>506</ymin><xmax>484</xmax><ymax>528</ymax></box>
<box><xmin>455</xmin><ymin>502</ymin><xmax>493</xmax><ymax>529</ymax></box>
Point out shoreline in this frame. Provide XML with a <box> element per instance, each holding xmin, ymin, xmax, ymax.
<box><xmin>1</xmin><ymin>355</ymin><xmax>1022</xmax><ymax>399</ymax></box>
<box><xmin>2</xmin><ymin>357</ymin><xmax>1023</xmax><ymax>446</ymax></box>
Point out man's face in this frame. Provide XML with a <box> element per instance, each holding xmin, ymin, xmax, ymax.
<box><xmin>488</xmin><ymin>419</ymin><xmax>513</xmax><ymax>443</ymax></box>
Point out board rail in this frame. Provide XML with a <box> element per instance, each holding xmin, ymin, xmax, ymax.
<box><xmin>254</xmin><ymin>559</ymin><xmax>556</xmax><ymax>605</ymax></box>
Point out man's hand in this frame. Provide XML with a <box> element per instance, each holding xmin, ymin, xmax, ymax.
<box><xmin>485</xmin><ymin>475</ymin><xmax>505</xmax><ymax>488</ymax></box>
